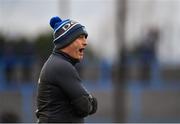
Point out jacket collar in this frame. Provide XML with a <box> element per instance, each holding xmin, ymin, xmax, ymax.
<box><xmin>52</xmin><ymin>49</ymin><xmax>79</xmax><ymax>66</ymax></box>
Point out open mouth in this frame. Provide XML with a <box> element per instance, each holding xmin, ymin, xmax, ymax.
<box><xmin>79</xmin><ymin>48</ymin><xmax>85</xmax><ymax>53</ymax></box>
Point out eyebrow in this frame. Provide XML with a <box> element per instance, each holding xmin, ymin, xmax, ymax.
<box><xmin>79</xmin><ymin>35</ymin><xmax>85</xmax><ymax>38</ymax></box>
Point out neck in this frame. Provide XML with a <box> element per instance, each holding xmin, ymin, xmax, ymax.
<box><xmin>60</xmin><ymin>48</ymin><xmax>70</xmax><ymax>56</ymax></box>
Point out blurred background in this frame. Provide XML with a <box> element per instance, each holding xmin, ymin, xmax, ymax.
<box><xmin>0</xmin><ymin>0</ymin><xmax>180</xmax><ymax>123</ymax></box>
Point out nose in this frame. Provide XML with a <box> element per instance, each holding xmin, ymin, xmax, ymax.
<box><xmin>83</xmin><ymin>38</ymin><xmax>88</xmax><ymax>46</ymax></box>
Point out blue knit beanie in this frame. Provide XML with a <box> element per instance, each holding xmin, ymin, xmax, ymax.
<box><xmin>49</xmin><ymin>16</ymin><xmax>88</xmax><ymax>49</ymax></box>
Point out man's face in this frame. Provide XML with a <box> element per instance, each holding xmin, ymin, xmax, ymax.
<box><xmin>64</xmin><ymin>35</ymin><xmax>88</xmax><ymax>60</ymax></box>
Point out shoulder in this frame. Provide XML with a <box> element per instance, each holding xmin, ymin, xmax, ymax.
<box><xmin>46</xmin><ymin>54</ymin><xmax>81</xmax><ymax>82</ymax></box>
<box><xmin>40</xmin><ymin>54</ymin><xmax>78</xmax><ymax>82</ymax></box>
<box><xmin>46</xmin><ymin>54</ymin><xmax>76</xmax><ymax>73</ymax></box>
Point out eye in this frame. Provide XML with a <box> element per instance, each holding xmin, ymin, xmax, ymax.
<box><xmin>79</xmin><ymin>35</ymin><xmax>85</xmax><ymax>39</ymax></box>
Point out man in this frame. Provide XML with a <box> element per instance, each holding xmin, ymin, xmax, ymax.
<box><xmin>36</xmin><ymin>16</ymin><xmax>97</xmax><ymax>123</ymax></box>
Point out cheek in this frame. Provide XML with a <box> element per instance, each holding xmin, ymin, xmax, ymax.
<box><xmin>74</xmin><ymin>43</ymin><xmax>81</xmax><ymax>51</ymax></box>
<box><xmin>74</xmin><ymin>45</ymin><xmax>79</xmax><ymax>50</ymax></box>
<box><xmin>70</xmin><ymin>43</ymin><xmax>78</xmax><ymax>50</ymax></box>
<box><xmin>75</xmin><ymin>40</ymin><xmax>82</xmax><ymax>46</ymax></box>
<box><xmin>72</xmin><ymin>45</ymin><xmax>79</xmax><ymax>55</ymax></box>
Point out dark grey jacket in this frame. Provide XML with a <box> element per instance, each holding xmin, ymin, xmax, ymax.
<box><xmin>36</xmin><ymin>50</ymin><xmax>97</xmax><ymax>123</ymax></box>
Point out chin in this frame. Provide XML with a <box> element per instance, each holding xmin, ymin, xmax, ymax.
<box><xmin>73</xmin><ymin>56</ymin><xmax>82</xmax><ymax>61</ymax></box>
<box><xmin>78</xmin><ymin>56</ymin><xmax>83</xmax><ymax>60</ymax></box>
<box><xmin>78</xmin><ymin>58</ymin><xmax>83</xmax><ymax>60</ymax></box>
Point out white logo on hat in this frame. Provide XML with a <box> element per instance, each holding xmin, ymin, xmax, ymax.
<box><xmin>62</xmin><ymin>21</ymin><xmax>77</xmax><ymax>31</ymax></box>
<box><xmin>54</xmin><ymin>21</ymin><xmax>79</xmax><ymax>41</ymax></box>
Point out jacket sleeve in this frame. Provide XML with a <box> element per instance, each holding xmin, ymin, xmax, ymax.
<box><xmin>71</xmin><ymin>94</ymin><xmax>97</xmax><ymax>117</ymax></box>
<box><xmin>52</xmin><ymin>62</ymin><xmax>97</xmax><ymax>117</ymax></box>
